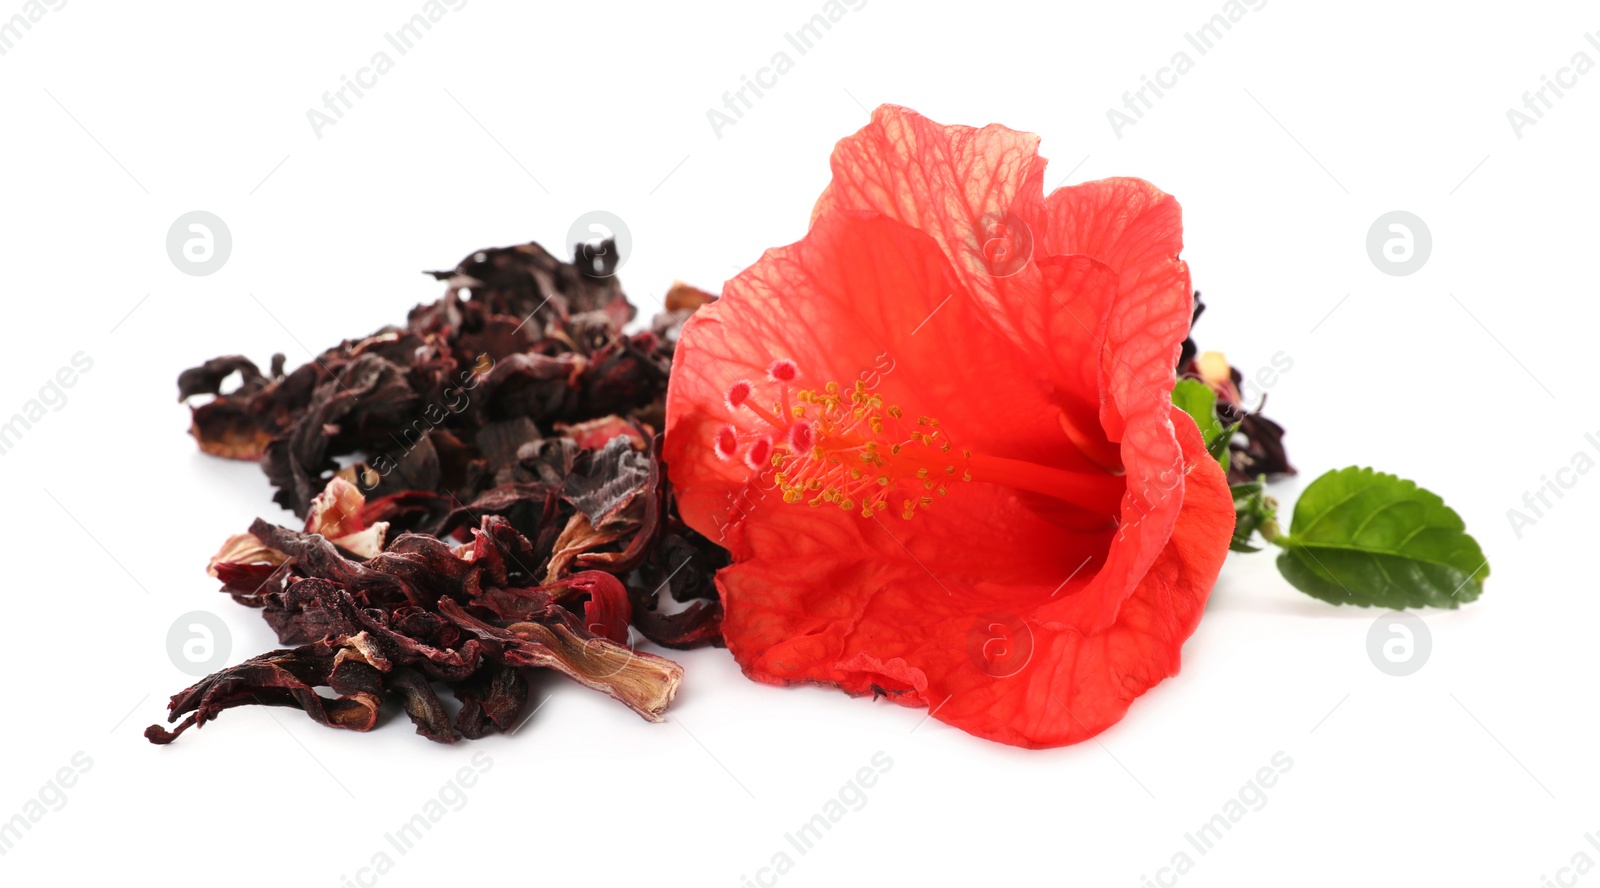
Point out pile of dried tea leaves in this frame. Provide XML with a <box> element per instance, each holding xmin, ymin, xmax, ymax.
<box><xmin>150</xmin><ymin>241</ymin><xmax>727</xmax><ymax>745</ymax></box>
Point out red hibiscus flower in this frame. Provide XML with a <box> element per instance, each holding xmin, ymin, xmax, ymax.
<box><xmin>663</xmin><ymin>105</ymin><xmax>1233</xmax><ymax>748</ymax></box>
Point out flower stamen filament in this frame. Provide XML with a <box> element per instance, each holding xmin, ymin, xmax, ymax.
<box><xmin>716</xmin><ymin>363</ymin><xmax>1124</xmax><ymax>520</ymax></box>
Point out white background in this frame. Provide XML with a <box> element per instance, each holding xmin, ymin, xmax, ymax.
<box><xmin>1</xmin><ymin>2</ymin><xmax>1595</xmax><ymax>885</ymax></box>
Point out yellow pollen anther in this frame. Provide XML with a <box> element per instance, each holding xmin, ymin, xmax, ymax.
<box><xmin>746</xmin><ymin>371</ymin><xmax>972</xmax><ymax>526</ymax></box>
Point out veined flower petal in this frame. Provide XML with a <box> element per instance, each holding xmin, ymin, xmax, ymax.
<box><xmin>666</xmin><ymin>106</ymin><xmax>1232</xmax><ymax>748</ymax></box>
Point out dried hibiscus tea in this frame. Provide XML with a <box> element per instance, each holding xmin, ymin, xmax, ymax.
<box><xmin>150</xmin><ymin>477</ymin><xmax>685</xmax><ymax>744</ymax></box>
<box><xmin>155</xmin><ymin>239</ymin><xmax>721</xmax><ymax>745</ymax></box>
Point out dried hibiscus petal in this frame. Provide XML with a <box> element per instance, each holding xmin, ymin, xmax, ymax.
<box><xmin>145</xmin><ymin>640</ymin><xmax>383</xmax><ymax>744</ymax></box>
<box><xmin>627</xmin><ymin>509</ymin><xmax>729</xmax><ymax>650</ymax></box>
<box><xmin>437</xmin><ymin>599</ymin><xmax>680</xmax><ymax>722</ymax></box>
<box><xmin>387</xmin><ymin>667</ymin><xmax>457</xmax><ymax>744</ymax></box>
<box><xmin>152</xmin><ymin>472</ymin><xmax>685</xmax><ymax>743</ymax></box>
<box><xmin>1176</xmin><ymin>292</ymin><xmax>1296</xmax><ymax>484</ymax></box>
<box><xmin>452</xmin><ymin>664</ymin><xmax>529</xmax><ymax>739</ymax></box>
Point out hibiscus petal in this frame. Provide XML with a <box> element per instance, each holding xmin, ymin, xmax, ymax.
<box><xmin>1041</xmin><ymin>177</ymin><xmax>1192</xmax><ymax>442</ymax></box>
<box><xmin>715</xmin><ymin>407</ymin><xmax>1231</xmax><ymax>748</ymax></box>
<box><xmin>666</xmin><ymin>211</ymin><xmax>1115</xmax><ymax>566</ymax></box>
<box><xmin>811</xmin><ymin>105</ymin><xmax>1049</xmax><ymax>332</ymax></box>
<box><xmin>932</xmin><ymin>411</ymin><xmax>1232</xmax><ymax>747</ymax></box>
<box><xmin>1035</xmin><ymin>178</ymin><xmax>1197</xmax><ymax>635</ymax></box>
<box><xmin>810</xmin><ymin>107</ymin><xmax>1129</xmax><ymax>470</ymax></box>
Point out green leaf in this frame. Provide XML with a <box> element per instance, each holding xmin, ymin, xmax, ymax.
<box><xmin>1229</xmin><ymin>480</ymin><xmax>1277</xmax><ymax>553</ymax></box>
<box><xmin>1171</xmin><ymin>378</ymin><xmax>1216</xmax><ymax>438</ymax></box>
<box><xmin>1172</xmin><ymin>378</ymin><xmax>1236</xmax><ymax>471</ymax></box>
<box><xmin>1273</xmin><ymin>466</ymin><xmax>1489</xmax><ymax>609</ymax></box>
